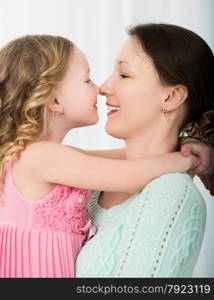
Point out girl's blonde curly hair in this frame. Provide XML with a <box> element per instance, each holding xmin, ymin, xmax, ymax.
<box><xmin>0</xmin><ymin>34</ymin><xmax>74</xmax><ymax>198</ymax></box>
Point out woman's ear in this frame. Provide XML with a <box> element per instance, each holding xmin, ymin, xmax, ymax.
<box><xmin>164</xmin><ymin>85</ymin><xmax>188</xmax><ymax>111</ymax></box>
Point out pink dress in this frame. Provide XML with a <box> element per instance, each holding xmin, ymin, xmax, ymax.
<box><xmin>0</xmin><ymin>159</ymin><xmax>94</xmax><ymax>278</ymax></box>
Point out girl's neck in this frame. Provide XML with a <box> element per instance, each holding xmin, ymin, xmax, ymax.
<box><xmin>38</xmin><ymin>116</ymin><xmax>70</xmax><ymax>144</ymax></box>
<box><xmin>39</xmin><ymin>131</ymin><xmax>66</xmax><ymax>144</ymax></box>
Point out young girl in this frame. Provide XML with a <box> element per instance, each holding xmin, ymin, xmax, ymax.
<box><xmin>0</xmin><ymin>35</ymin><xmax>206</xmax><ymax>278</ymax></box>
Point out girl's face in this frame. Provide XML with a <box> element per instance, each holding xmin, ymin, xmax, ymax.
<box><xmin>53</xmin><ymin>46</ymin><xmax>99</xmax><ymax>129</ymax></box>
<box><xmin>100</xmin><ymin>38</ymin><xmax>168</xmax><ymax>139</ymax></box>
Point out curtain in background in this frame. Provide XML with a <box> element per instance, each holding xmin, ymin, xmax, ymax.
<box><xmin>0</xmin><ymin>0</ymin><xmax>213</xmax><ymax>277</ymax></box>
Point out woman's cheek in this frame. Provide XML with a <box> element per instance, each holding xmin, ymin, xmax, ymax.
<box><xmin>115</xmin><ymin>85</ymin><xmax>128</xmax><ymax>101</ymax></box>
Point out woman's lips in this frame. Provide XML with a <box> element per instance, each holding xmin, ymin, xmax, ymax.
<box><xmin>107</xmin><ymin>110</ymin><xmax>119</xmax><ymax>116</ymax></box>
<box><xmin>106</xmin><ymin>103</ymin><xmax>120</xmax><ymax>116</ymax></box>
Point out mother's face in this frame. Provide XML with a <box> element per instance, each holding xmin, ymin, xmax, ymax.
<box><xmin>100</xmin><ymin>38</ymin><xmax>169</xmax><ymax>140</ymax></box>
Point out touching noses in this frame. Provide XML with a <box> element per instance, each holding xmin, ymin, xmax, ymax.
<box><xmin>99</xmin><ymin>77</ymin><xmax>114</xmax><ymax>96</ymax></box>
<box><xmin>93</xmin><ymin>82</ymin><xmax>100</xmax><ymax>95</ymax></box>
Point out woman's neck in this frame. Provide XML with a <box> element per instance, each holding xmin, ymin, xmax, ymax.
<box><xmin>124</xmin><ymin>126</ymin><xmax>180</xmax><ymax>160</ymax></box>
<box><xmin>99</xmin><ymin>123</ymin><xmax>181</xmax><ymax>209</ymax></box>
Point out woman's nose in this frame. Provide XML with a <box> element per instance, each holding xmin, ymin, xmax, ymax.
<box><xmin>99</xmin><ymin>79</ymin><xmax>113</xmax><ymax>96</ymax></box>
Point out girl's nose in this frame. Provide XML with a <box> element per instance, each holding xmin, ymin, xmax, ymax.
<box><xmin>93</xmin><ymin>81</ymin><xmax>100</xmax><ymax>94</ymax></box>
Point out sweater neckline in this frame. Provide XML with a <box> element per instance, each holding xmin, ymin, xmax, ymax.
<box><xmin>92</xmin><ymin>190</ymin><xmax>140</xmax><ymax>213</ymax></box>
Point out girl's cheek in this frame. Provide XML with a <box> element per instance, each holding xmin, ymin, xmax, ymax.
<box><xmin>90</xmin><ymin>85</ymin><xmax>97</xmax><ymax>95</ymax></box>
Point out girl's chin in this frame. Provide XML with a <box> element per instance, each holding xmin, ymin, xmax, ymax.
<box><xmin>90</xmin><ymin>116</ymin><xmax>99</xmax><ymax>125</ymax></box>
<box><xmin>87</xmin><ymin>113</ymin><xmax>99</xmax><ymax>125</ymax></box>
<box><xmin>72</xmin><ymin>116</ymin><xmax>99</xmax><ymax>128</ymax></box>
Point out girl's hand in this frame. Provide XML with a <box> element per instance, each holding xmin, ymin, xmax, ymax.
<box><xmin>181</xmin><ymin>140</ymin><xmax>213</xmax><ymax>174</ymax></box>
<box><xmin>180</xmin><ymin>140</ymin><xmax>214</xmax><ymax>195</ymax></box>
<box><xmin>184</xmin><ymin>153</ymin><xmax>201</xmax><ymax>177</ymax></box>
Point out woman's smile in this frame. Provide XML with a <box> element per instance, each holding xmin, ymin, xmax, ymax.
<box><xmin>106</xmin><ymin>103</ymin><xmax>120</xmax><ymax>116</ymax></box>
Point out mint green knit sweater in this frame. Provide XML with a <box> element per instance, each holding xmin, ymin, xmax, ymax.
<box><xmin>76</xmin><ymin>173</ymin><xmax>206</xmax><ymax>277</ymax></box>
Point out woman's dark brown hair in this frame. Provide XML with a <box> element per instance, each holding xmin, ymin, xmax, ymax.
<box><xmin>128</xmin><ymin>23</ymin><xmax>214</xmax><ymax>147</ymax></box>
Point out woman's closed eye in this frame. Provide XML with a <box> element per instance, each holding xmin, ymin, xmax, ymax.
<box><xmin>85</xmin><ymin>79</ymin><xmax>91</xmax><ymax>83</ymax></box>
<box><xmin>119</xmin><ymin>74</ymin><xmax>129</xmax><ymax>78</ymax></box>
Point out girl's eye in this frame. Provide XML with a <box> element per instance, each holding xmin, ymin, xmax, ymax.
<box><xmin>119</xmin><ymin>74</ymin><xmax>129</xmax><ymax>78</ymax></box>
<box><xmin>86</xmin><ymin>79</ymin><xmax>91</xmax><ymax>83</ymax></box>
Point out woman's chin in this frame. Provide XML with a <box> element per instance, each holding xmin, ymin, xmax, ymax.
<box><xmin>105</xmin><ymin>124</ymin><xmax>124</xmax><ymax>139</ymax></box>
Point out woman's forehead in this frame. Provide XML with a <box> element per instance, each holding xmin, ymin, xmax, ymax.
<box><xmin>116</xmin><ymin>38</ymin><xmax>153</xmax><ymax>70</ymax></box>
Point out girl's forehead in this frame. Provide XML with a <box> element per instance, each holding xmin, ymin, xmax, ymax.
<box><xmin>69</xmin><ymin>46</ymin><xmax>89</xmax><ymax>71</ymax></box>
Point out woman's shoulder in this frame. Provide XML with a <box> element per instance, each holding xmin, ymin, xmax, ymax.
<box><xmin>87</xmin><ymin>173</ymin><xmax>207</xmax><ymax>227</ymax></box>
<box><xmin>144</xmin><ymin>172</ymin><xmax>202</xmax><ymax>195</ymax></box>
<box><xmin>138</xmin><ymin>172</ymin><xmax>206</xmax><ymax>213</ymax></box>
<box><xmin>149</xmin><ymin>172</ymin><xmax>193</xmax><ymax>186</ymax></box>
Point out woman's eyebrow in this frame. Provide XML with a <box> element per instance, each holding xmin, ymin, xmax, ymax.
<box><xmin>117</xmin><ymin>60</ymin><xmax>130</xmax><ymax>65</ymax></box>
<box><xmin>117</xmin><ymin>60</ymin><xmax>135</xmax><ymax>73</ymax></box>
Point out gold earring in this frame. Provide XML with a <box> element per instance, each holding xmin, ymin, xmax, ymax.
<box><xmin>161</xmin><ymin>105</ymin><xmax>167</xmax><ymax>113</ymax></box>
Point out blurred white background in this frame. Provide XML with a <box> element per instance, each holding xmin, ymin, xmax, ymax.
<box><xmin>0</xmin><ymin>0</ymin><xmax>213</xmax><ymax>277</ymax></box>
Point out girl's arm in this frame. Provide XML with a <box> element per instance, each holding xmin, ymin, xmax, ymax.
<box><xmin>70</xmin><ymin>146</ymin><xmax>126</xmax><ymax>159</ymax></box>
<box><xmin>24</xmin><ymin>141</ymin><xmax>196</xmax><ymax>193</ymax></box>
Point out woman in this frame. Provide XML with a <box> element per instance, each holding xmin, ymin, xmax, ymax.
<box><xmin>76</xmin><ymin>23</ymin><xmax>214</xmax><ymax>277</ymax></box>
